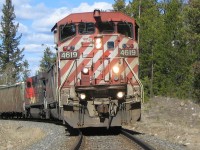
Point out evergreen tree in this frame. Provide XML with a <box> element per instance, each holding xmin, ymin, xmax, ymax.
<box><xmin>183</xmin><ymin>0</ymin><xmax>200</xmax><ymax>101</ymax></box>
<box><xmin>113</xmin><ymin>0</ymin><xmax>126</xmax><ymax>13</ymax></box>
<box><xmin>126</xmin><ymin>0</ymin><xmax>140</xmax><ymax>18</ymax></box>
<box><xmin>158</xmin><ymin>0</ymin><xmax>184</xmax><ymax>97</ymax></box>
<box><xmin>193</xmin><ymin>61</ymin><xmax>200</xmax><ymax>102</ymax></box>
<box><xmin>129</xmin><ymin>0</ymin><xmax>164</xmax><ymax>98</ymax></box>
<box><xmin>39</xmin><ymin>47</ymin><xmax>56</xmax><ymax>72</ymax></box>
<box><xmin>21</xmin><ymin>59</ymin><xmax>30</xmax><ymax>81</ymax></box>
<box><xmin>0</xmin><ymin>0</ymin><xmax>24</xmax><ymax>84</ymax></box>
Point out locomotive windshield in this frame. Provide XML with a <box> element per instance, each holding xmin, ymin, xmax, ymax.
<box><xmin>98</xmin><ymin>21</ymin><xmax>114</xmax><ymax>33</ymax></box>
<box><xmin>27</xmin><ymin>82</ymin><xmax>31</xmax><ymax>88</ymax></box>
<box><xmin>117</xmin><ymin>22</ymin><xmax>133</xmax><ymax>38</ymax></box>
<box><xmin>78</xmin><ymin>22</ymin><xmax>95</xmax><ymax>34</ymax></box>
<box><xmin>60</xmin><ymin>23</ymin><xmax>76</xmax><ymax>41</ymax></box>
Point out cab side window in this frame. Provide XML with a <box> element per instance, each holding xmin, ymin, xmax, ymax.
<box><xmin>117</xmin><ymin>22</ymin><xmax>133</xmax><ymax>38</ymax></box>
<box><xmin>60</xmin><ymin>23</ymin><xmax>76</xmax><ymax>41</ymax></box>
<box><xmin>98</xmin><ymin>22</ymin><xmax>114</xmax><ymax>33</ymax></box>
<box><xmin>78</xmin><ymin>22</ymin><xmax>95</xmax><ymax>34</ymax></box>
<box><xmin>27</xmin><ymin>82</ymin><xmax>31</xmax><ymax>88</ymax></box>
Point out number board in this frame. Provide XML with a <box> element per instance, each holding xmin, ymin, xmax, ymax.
<box><xmin>120</xmin><ymin>49</ymin><xmax>138</xmax><ymax>57</ymax></box>
<box><xmin>60</xmin><ymin>51</ymin><xmax>78</xmax><ymax>60</ymax></box>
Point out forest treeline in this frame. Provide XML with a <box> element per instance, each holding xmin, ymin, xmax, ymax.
<box><xmin>113</xmin><ymin>0</ymin><xmax>200</xmax><ymax>102</ymax></box>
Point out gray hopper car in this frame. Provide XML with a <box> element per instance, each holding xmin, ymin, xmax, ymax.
<box><xmin>0</xmin><ymin>82</ymin><xmax>25</xmax><ymax>118</ymax></box>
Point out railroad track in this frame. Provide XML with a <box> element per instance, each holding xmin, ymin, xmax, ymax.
<box><xmin>1</xmin><ymin>119</ymin><xmax>184</xmax><ymax>150</ymax></box>
<box><xmin>71</xmin><ymin>130</ymin><xmax>83</xmax><ymax>150</ymax></box>
<box><xmin>2</xmin><ymin>118</ymin><xmax>155</xmax><ymax>150</ymax></box>
<box><xmin>71</xmin><ymin>128</ymin><xmax>155</xmax><ymax>150</ymax></box>
<box><xmin>121</xmin><ymin>128</ymin><xmax>155</xmax><ymax>150</ymax></box>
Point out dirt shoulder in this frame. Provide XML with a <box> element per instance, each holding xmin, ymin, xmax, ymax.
<box><xmin>0</xmin><ymin>121</ymin><xmax>45</xmax><ymax>150</ymax></box>
<box><xmin>125</xmin><ymin>97</ymin><xmax>200</xmax><ymax>150</ymax></box>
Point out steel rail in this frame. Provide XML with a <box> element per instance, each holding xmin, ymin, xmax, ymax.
<box><xmin>71</xmin><ymin>130</ymin><xmax>83</xmax><ymax>150</ymax></box>
<box><xmin>121</xmin><ymin>128</ymin><xmax>156</xmax><ymax>150</ymax></box>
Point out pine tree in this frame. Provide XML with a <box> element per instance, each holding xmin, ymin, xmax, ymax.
<box><xmin>183</xmin><ymin>0</ymin><xmax>200</xmax><ymax>101</ymax></box>
<box><xmin>39</xmin><ymin>47</ymin><xmax>56</xmax><ymax>72</ymax></box>
<box><xmin>21</xmin><ymin>59</ymin><xmax>30</xmax><ymax>81</ymax></box>
<box><xmin>126</xmin><ymin>0</ymin><xmax>140</xmax><ymax>18</ymax></box>
<box><xmin>129</xmin><ymin>0</ymin><xmax>164</xmax><ymax>98</ymax></box>
<box><xmin>113</xmin><ymin>0</ymin><xmax>126</xmax><ymax>13</ymax></box>
<box><xmin>157</xmin><ymin>0</ymin><xmax>181</xmax><ymax>96</ymax></box>
<box><xmin>0</xmin><ymin>0</ymin><xmax>24</xmax><ymax>84</ymax></box>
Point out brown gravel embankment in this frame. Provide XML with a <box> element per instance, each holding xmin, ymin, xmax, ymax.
<box><xmin>125</xmin><ymin>97</ymin><xmax>200</xmax><ymax>150</ymax></box>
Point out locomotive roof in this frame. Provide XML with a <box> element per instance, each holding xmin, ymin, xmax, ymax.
<box><xmin>52</xmin><ymin>11</ymin><xmax>136</xmax><ymax>31</ymax></box>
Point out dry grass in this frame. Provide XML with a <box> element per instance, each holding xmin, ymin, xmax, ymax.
<box><xmin>0</xmin><ymin>122</ymin><xmax>45</xmax><ymax>150</ymax></box>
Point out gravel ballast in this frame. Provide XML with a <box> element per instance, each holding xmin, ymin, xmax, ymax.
<box><xmin>0</xmin><ymin>120</ymin><xmax>75</xmax><ymax>150</ymax></box>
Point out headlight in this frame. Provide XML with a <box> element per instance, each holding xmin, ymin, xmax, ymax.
<box><xmin>113</xmin><ymin>66</ymin><xmax>119</xmax><ymax>74</ymax></box>
<box><xmin>82</xmin><ymin>67</ymin><xmax>89</xmax><ymax>74</ymax></box>
<box><xmin>95</xmin><ymin>38</ymin><xmax>102</xmax><ymax>49</ymax></box>
<box><xmin>117</xmin><ymin>91</ymin><xmax>124</xmax><ymax>99</ymax></box>
<box><xmin>114</xmin><ymin>76</ymin><xmax>119</xmax><ymax>81</ymax></box>
<box><xmin>80</xmin><ymin>93</ymin><xmax>86</xmax><ymax>100</ymax></box>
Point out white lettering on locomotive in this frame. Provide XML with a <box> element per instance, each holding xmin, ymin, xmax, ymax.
<box><xmin>60</xmin><ymin>51</ymin><xmax>78</xmax><ymax>60</ymax></box>
<box><xmin>120</xmin><ymin>49</ymin><xmax>138</xmax><ymax>57</ymax></box>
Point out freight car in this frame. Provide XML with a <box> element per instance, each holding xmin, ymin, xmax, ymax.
<box><xmin>0</xmin><ymin>10</ymin><xmax>144</xmax><ymax>129</ymax></box>
<box><xmin>0</xmin><ymin>82</ymin><xmax>25</xmax><ymax>118</ymax></box>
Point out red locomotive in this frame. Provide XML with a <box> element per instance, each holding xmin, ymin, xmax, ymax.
<box><xmin>0</xmin><ymin>10</ymin><xmax>144</xmax><ymax>129</ymax></box>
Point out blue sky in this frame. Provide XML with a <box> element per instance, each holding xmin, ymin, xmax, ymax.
<box><xmin>0</xmin><ymin>0</ymin><xmax>118</xmax><ymax>76</ymax></box>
